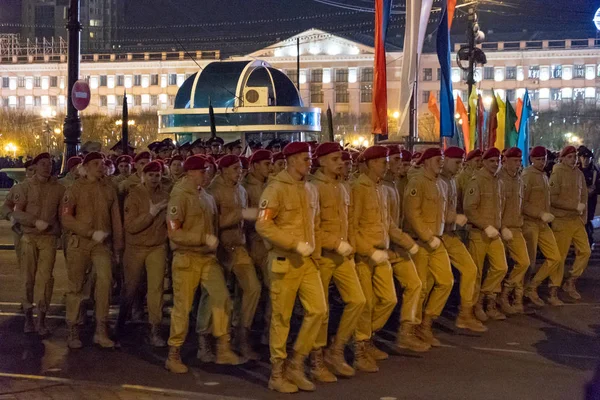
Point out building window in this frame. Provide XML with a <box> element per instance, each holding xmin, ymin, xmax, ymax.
<box><xmin>151</xmin><ymin>74</ymin><xmax>159</xmax><ymax>86</ymax></box>
<box><xmin>285</xmin><ymin>70</ymin><xmax>298</xmax><ymax>84</ymax></box>
<box><xmin>34</xmin><ymin>77</ymin><xmax>41</xmax><ymax>88</ymax></box>
<box><xmin>423</xmin><ymin>68</ymin><xmax>433</xmax><ymax>81</ymax></box>
<box><xmin>99</xmin><ymin>75</ymin><xmax>107</xmax><ymax>87</ymax></box>
<box><xmin>530</xmin><ymin>89</ymin><xmax>540</xmax><ymax>101</ymax></box>
<box><xmin>550</xmin><ymin>88</ymin><xmax>562</xmax><ymax>101</ymax></box>
<box><xmin>551</xmin><ymin>65</ymin><xmax>562</xmax><ymax>79</ymax></box>
<box><xmin>422</xmin><ymin>90</ymin><xmax>431</xmax><ymax>104</ymax></box>
<box><xmin>335</xmin><ymin>84</ymin><xmax>349</xmax><ymax>103</ymax></box>
<box><xmin>360</xmin><ymin>67</ymin><xmax>373</xmax><ymax>82</ymax></box>
<box><xmin>33</xmin><ymin>96</ymin><xmax>41</xmax><ymax>107</ymax></box>
<box><xmin>50</xmin><ymin>96</ymin><xmax>57</xmax><ymax>107</ymax></box>
<box><xmin>505</xmin><ymin>67</ymin><xmax>517</xmax><ymax>80</ymax></box>
<box><xmin>117</xmin><ymin>95</ymin><xmax>124</xmax><ymax>106</ymax></box>
<box><xmin>360</xmin><ymin>84</ymin><xmax>372</xmax><ymax>103</ymax></box>
<box><xmin>116</xmin><ymin>75</ymin><xmax>124</xmax><ymax>86</ymax></box>
<box><xmin>133</xmin><ymin>95</ymin><xmax>141</xmax><ymax>106</ymax></box>
<box><xmin>310</xmin><ymin>84</ymin><xmax>323</xmax><ymax>103</ymax></box>
<box><xmin>151</xmin><ymin>95</ymin><xmax>159</xmax><ymax>106</ymax></box>
<box><xmin>2</xmin><ymin>77</ymin><xmax>9</xmax><ymax>88</ymax></box>
<box><xmin>100</xmin><ymin>95</ymin><xmax>107</xmax><ymax>107</ymax></box>
<box><xmin>169</xmin><ymin>95</ymin><xmax>175</xmax><ymax>106</ymax></box>
<box><xmin>505</xmin><ymin>89</ymin><xmax>515</xmax><ymax>102</ymax></box>
<box><xmin>17</xmin><ymin>77</ymin><xmax>25</xmax><ymax>88</ymax></box>
<box><xmin>310</xmin><ymin>69</ymin><xmax>323</xmax><ymax>83</ymax></box>
<box><xmin>134</xmin><ymin>75</ymin><xmax>142</xmax><ymax>86</ymax></box>
<box><xmin>18</xmin><ymin>96</ymin><xmax>25</xmax><ymax>107</ymax></box>
<box><xmin>528</xmin><ymin>66</ymin><xmax>540</xmax><ymax>79</ymax></box>
<box><xmin>335</xmin><ymin>69</ymin><xmax>349</xmax><ymax>83</ymax></box>
<box><xmin>50</xmin><ymin>76</ymin><xmax>58</xmax><ymax>87</ymax></box>
<box><xmin>574</xmin><ymin>65</ymin><xmax>585</xmax><ymax>78</ymax></box>
<box><xmin>483</xmin><ymin>67</ymin><xmax>494</xmax><ymax>80</ymax></box>
<box><xmin>168</xmin><ymin>74</ymin><xmax>177</xmax><ymax>86</ymax></box>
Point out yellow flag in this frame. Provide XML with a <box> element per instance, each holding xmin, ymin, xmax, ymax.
<box><xmin>495</xmin><ymin>94</ymin><xmax>506</xmax><ymax>150</ymax></box>
<box><xmin>468</xmin><ymin>87</ymin><xmax>477</xmax><ymax>151</ymax></box>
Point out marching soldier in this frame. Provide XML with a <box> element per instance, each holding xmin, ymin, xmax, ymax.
<box><xmin>168</xmin><ymin>155</ymin><xmax>185</xmax><ymax>186</ymax></box>
<box><xmin>165</xmin><ymin>155</ymin><xmax>241</xmax><ymax>374</ymax></box>
<box><xmin>117</xmin><ymin>161</ymin><xmax>168</xmax><ymax>347</ymax></box>
<box><xmin>395</xmin><ymin>149</ymin><xmax>412</xmax><ymax>220</ymax></box>
<box><xmin>351</xmin><ymin>146</ymin><xmax>421</xmax><ymax>372</ymax></box>
<box><xmin>12</xmin><ymin>153</ymin><xmax>65</xmax><ymax>335</ymax></box>
<box><xmin>463</xmin><ymin>147</ymin><xmax>508</xmax><ymax>321</ymax></box>
<box><xmin>457</xmin><ymin>149</ymin><xmax>483</xmax><ymax>213</ymax></box>
<box><xmin>118</xmin><ymin>151</ymin><xmax>151</xmax><ymax>197</ymax></box>
<box><xmin>256</xmin><ymin>142</ymin><xmax>327</xmax><ymax>393</ymax></box>
<box><xmin>271</xmin><ymin>152</ymin><xmax>286</xmax><ymax>177</ymax></box>
<box><xmin>439</xmin><ymin>147</ymin><xmax>487</xmax><ymax>332</ymax></box>
<box><xmin>61</xmin><ymin>152</ymin><xmax>124</xmax><ymax>349</ymax></box>
<box><xmin>59</xmin><ymin>157</ymin><xmax>82</xmax><ymax>188</ymax></box>
<box><xmin>521</xmin><ymin>146</ymin><xmax>562</xmax><ymax>307</ymax></box>
<box><xmin>549</xmin><ymin>146</ymin><xmax>591</xmax><ymax>301</ymax></box>
<box><xmin>309</xmin><ymin>142</ymin><xmax>366</xmax><ymax>382</ymax></box>
<box><xmin>404</xmin><ymin>147</ymin><xmax>453</xmax><ymax>346</ymax></box>
<box><xmin>113</xmin><ymin>155</ymin><xmax>133</xmax><ymax>187</ymax></box>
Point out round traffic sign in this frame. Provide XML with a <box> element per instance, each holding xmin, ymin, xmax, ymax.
<box><xmin>71</xmin><ymin>80</ymin><xmax>91</xmax><ymax>111</ymax></box>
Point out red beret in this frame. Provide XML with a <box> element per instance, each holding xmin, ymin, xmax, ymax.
<box><xmin>312</xmin><ymin>156</ymin><xmax>320</xmax><ymax>168</ymax></box>
<box><xmin>32</xmin><ymin>152</ymin><xmax>51</xmax><ymax>165</ymax></box>
<box><xmin>116</xmin><ymin>155</ymin><xmax>132</xmax><ymax>165</ymax></box>
<box><xmin>249</xmin><ymin>149</ymin><xmax>272</xmax><ymax>164</ymax></box>
<box><xmin>412</xmin><ymin>152</ymin><xmax>422</xmax><ymax>161</ymax></box>
<box><xmin>184</xmin><ymin>155</ymin><xmax>208</xmax><ymax>171</ymax></box>
<box><xmin>483</xmin><ymin>147</ymin><xmax>501</xmax><ymax>160</ymax></box>
<box><xmin>362</xmin><ymin>145</ymin><xmax>389</xmax><ymax>161</ymax></box>
<box><xmin>417</xmin><ymin>147</ymin><xmax>443</xmax><ymax>165</ymax></box>
<box><xmin>134</xmin><ymin>151</ymin><xmax>151</xmax><ymax>163</ymax></box>
<box><xmin>24</xmin><ymin>160</ymin><xmax>33</xmax><ymax>169</ymax></box>
<box><xmin>444</xmin><ymin>146</ymin><xmax>465</xmax><ymax>159</ymax></box>
<box><xmin>66</xmin><ymin>156</ymin><xmax>82</xmax><ymax>171</ymax></box>
<box><xmin>315</xmin><ymin>142</ymin><xmax>343</xmax><ymax>158</ymax></box>
<box><xmin>169</xmin><ymin>155</ymin><xmax>184</xmax><ymax>165</ymax></box>
<box><xmin>218</xmin><ymin>154</ymin><xmax>240</xmax><ymax>169</ymax></box>
<box><xmin>83</xmin><ymin>151</ymin><xmax>104</xmax><ymax>165</ymax></box>
<box><xmin>239</xmin><ymin>156</ymin><xmax>249</xmax><ymax>169</ymax></box>
<box><xmin>341</xmin><ymin>151</ymin><xmax>351</xmax><ymax>161</ymax></box>
<box><xmin>272</xmin><ymin>152</ymin><xmax>285</xmax><ymax>162</ymax></box>
<box><xmin>530</xmin><ymin>146</ymin><xmax>547</xmax><ymax>158</ymax></box>
<box><xmin>283</xmin><ymin>142</ymin><xmax>310</xmax><ymax>157</ymax></box>
<box><xmin>143</xmin><ymin>161</ymin><xmax>162</xmax><ymax>173</ymax></box>
<box><xmin>504</xmin><ymin>147</ymin><xmax>522</xmax><ymax>158</ymax></box>
<box><xmin>560</xmin><ymin>146</ymin><xmax>576</xmax><ymax>158</ymax></box>
<box><xmin>400</xmin><ymin>149</ymin><xmax>412</xmax><ymax>161</ymax></box>
<box><xmin>386</xmin><ymin>144</ymin><xmax>401</xmax><ymax>156</ymax></box>
<box><xmin>466</xmin><ymin>149</ymin><xmax>483</xmax><ymax>161</ymax></box>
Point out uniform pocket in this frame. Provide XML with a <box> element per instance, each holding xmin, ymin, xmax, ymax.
<box><xmin>68</xmin><ymin>235</ymin><xmax>79</xmax><ymax>248</ymax></box>
<box><xmin>172</xmin><ymin>253</ymin><xmax>191</xmax><ymax>270</ymax></box>
<box><xmin>271</xmin><ymin>257</ymin><xmax>290</xmax><ymax>274</ymax></box>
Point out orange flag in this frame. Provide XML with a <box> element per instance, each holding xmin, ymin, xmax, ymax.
<box><xmin>515</xmin><ymin>98</ymin><xmax>523</xmax><ymax>131</ymax></box>
<box><xmin>456</xmin><ymin>96</ymin><xmax>470</xmax><ymax>151</ymax></box>
<box><xmin>428</xmin><ymin>91</ymin><xmax>440</xmax><ymax>135</ymax></box>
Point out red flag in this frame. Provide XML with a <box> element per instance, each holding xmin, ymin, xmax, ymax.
<box><xmin>371</xmin><ymin>0</ymin><xmax>390</xmax><ymax>135</ymax></box>
<box><xmin>477</xmin><ymin>94</ymin><xmax>485</xmax><ymax>151</ymax></box>
<box><xmin>515</xmin><ymin>97</ymin><xmax>523</xmax><ymax>131</ymax></box>
<box><xmin>487</xmin><ymin>91</ymin><xmax>499</xmax><ymax>149</ymax></box>
<box><xmin>456</xmin><ymin>96</ymin><xmax>470</xmax><ymax>151</ymax></box>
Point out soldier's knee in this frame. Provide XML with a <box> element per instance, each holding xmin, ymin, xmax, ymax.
<box><xmin>347</xmin><ymin>291</ymin><xmax>367</xmax><ymax>310</ymax></box>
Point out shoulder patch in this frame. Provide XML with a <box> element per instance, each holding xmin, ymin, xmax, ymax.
<box><xmin>13</xmin><ymin>193</ymin><xmax>19</xmax><ymax>202</ymax></box>
<box><xmin>410</xmin><ymin>188</ymin><xmax>417</xmax><ymax>197</ymax></box>
<box><xmin>549</xmin><ymin>181</ymin><xmax>555</xmax><ymax>187</ymax></box>
<box><xmin>468</xmin><ymin>188</ymin><xmax>475</xmax><ymax>196</ymax></box>
<box><xmin>260</xmin><ymin>199</ymin><xmax>268</xmax><ymax>209</ymax></box>
<box><xmin>170</xmin><ymin>206</ymin><xmax>178</xmax><ymax>215</ymax></box>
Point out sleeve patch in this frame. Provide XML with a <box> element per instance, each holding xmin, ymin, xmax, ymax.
<box><xmin>468</xmin><ymin>188</ymin><xmax>475</xmax><ymax>195</ymax></box>
<box><xmin>409</xmin><ymin>188</ymin><xmax>417</xmax><ymax>197</ymax></box>
<box><xmin>258</xmin><ymin>208</ymin><xmax>275</xmax><ymax>221</ymax></box>
<box><xmin>13</xmin><ymin>193</ymin><xmax>19</xmax><ymax>202</ymax></box>
<box><xmin>62</xmin><ymin>194</ymin><xmax>69</xmax><ymax>204</ymax></box>
<box><xmin>549</xmin><ymin>181</ymin><xmax>555</xmax><ymax>187</ymax></box>
<box><xmin>260</xmin><ymin>199</ymin><xmax>268</xmax><ymax>209</ymax></box>
<box><xmin>168</xmin><ymin>219</ymin><xmax>181</xmax><ymax>231</ymax></box>
<box><xmin>169</xmin><ymin>206</ymin><xmax>178</xmax><ymax>215</ymax></box>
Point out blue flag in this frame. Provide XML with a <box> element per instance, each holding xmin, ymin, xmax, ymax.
<box><xmin>436</xmin><ymin>0</ymin><xmax>455</xmax><ymax>138</ymax></box>
<box><xmin>517</xmin><ymin>90</ymin><xmax>532</xmax><ymax>166</ymax></box>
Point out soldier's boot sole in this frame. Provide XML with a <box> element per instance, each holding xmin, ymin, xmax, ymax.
<box><xmin>324</xmin><ymin>351</ymin><xmax>355</xmax><ymax>377</ymax></box>
<box><xmin>455</xmin><ymin>316</ymin><xmax>488</xmax><ymax>333</ymax></box>
<box><xmin>396</xmin><ymin>335</ymin><xmax>431</xmax><ymax>352</ymax></box>
<box><xmin>165</xmin><ymin>360</ymin><xmax>189</xmax><ymax>374</ymax></box>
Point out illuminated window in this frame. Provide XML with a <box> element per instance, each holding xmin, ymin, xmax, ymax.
<box><xmin>335</xmin><ymin>69</ymin><xmax>348</xmax><ymax>83</ymax></box>
<box><xmin>335</xmin><ymin>84</ymin><xmax>349</xmax><ymax>103</ymax></box>
<box><xmin>360</xmin><ymin>84</ymin><xmax>372</xmax><ymax>103</ymax></box>
<box><xmin>505</xmin><ymin>67</ymin><xmax>517</xmax><ymax>80</ymax></box>
<box><xmin>528</xmin><ymin>66</ymin><xmax>540</xmax><ymax>79</ymax></box>
<box><xmin>483</xmin><ymin>67</ymin><xmax>494</xmax><ymax>80</ymax></box>
<box><xmin>574</xmin><ymin>65</ymin><xmax>585</xmax><ymax>78</ymax></box>
<box><xmin>361</xmin><ymin>68</ymin><xmax>373</xmax><ymax>82</ymax></box>
<box><xmin>310</xmin><ymin>84</ymin><xmax>323</xmax><ymax>103</ymax></box>
<box><xmin>423</xmin><ymin>68</ymin><xmax>433</xmax><ymax>81</ymax></box>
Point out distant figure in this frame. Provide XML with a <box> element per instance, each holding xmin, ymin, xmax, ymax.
<box><xmin>577</xmin><ymin>146</ymin><xmax>599</xmax><ymax>248</ymax></box>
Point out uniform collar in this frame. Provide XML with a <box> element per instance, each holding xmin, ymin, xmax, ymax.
<box><xmin>312</xmin><ymin>169</ymin><xmax>338</xmax><ymax>184</ymax></box>
<box><xmin>422</xmin><ymin>168</ymin><xmax>438</xmax><ymax>181</ymax></box>
<box><xmin>245</xmin><ymin>172</ymin><xmax>265</xmax><ymax>186</ymax></box>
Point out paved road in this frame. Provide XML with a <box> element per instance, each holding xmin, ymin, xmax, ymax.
<box><xmin>0</xmin><ymin>245</ymin><xmax>599</xmax><ymax>400</ymax></box>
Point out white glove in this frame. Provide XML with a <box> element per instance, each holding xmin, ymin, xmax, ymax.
<box><xmin>577</xmin><ymin>203</ymin><xmax>586</xmax><ymax>213</ymax></box>
<box><xmin>242</xmin><ymin>208</ymin><xmax>259</xmax><ymax>220</ymax></box>
<box><xmin>455</xmin><ymin>214</ymin><xmax>468</xmax><ymax>227</ymax></box>
<box><xmin>92</xmin><ymin>230</ymin><xmax>109</xmax><ymax>243</ymax></box>
<box><xmin>205</xmin><ymin>234</ymin><xmax>219</xmax><ymax>250</ymax></box>
<box><xmin>540</xmin><ymin>212</ymin><xmax>555</xmax><ymax>223</ymax></box>
<box><xmin>408</xmin><ymin>244</ymin><xmax>419</xmax><ymax>255</ymax></box>
<box><xmin>501</xmin><ymin>227</ymin><xmax>513</xmax><ymax>241</ymax></box>
<box><xmin>484</xmin><ymin>226</ymin><xmax>500</xmax><ymax>239</ymax></box>
<box><xmin>370</xmin><ymin>250</ymin><xmax>389</xmax><ymax>264</ymax></box>
<box><xmin>149</xmin><ymin>200</ymin><xmax>168</xmax><ymax>217</ymax></box>
<box><xmin>336</xmin><ymin>241</ymin><xmax>353</xmax><ymax>257</ymax></box>
<box><xmin>296</xmin><ymin>242</ymin><xmax>314</xmax><ymax>257</ymax></box>
<box><xmin>35</xmin><ymin>220</ymin><xmax>49</xmax><ymax>232</ymax></box>
<box><xmin>428</xmin><ymin>237</ymin><xmax>441</xmax><ymax>249</ymax></box>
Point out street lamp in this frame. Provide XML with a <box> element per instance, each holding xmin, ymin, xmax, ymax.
<box><xmin>115</xmin><ymin>119</ymin><xmax>135</xmax><ymax>126</ymax></box>
<box><xmin>4</xmin><ymin>143</ymin><xmax>17</xmax><ymax>158</ymax></box>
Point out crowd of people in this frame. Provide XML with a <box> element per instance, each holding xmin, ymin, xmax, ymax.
<box><xmin>0</xmin><ymin>135</ymin><xmax>595</xmax><ymax>394</ymax></box>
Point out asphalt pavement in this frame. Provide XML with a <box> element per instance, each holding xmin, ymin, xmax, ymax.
<box><xmin>0</xmin><ymin>233</ymin><xmax>599</xmax><ymax>400</ymax></box>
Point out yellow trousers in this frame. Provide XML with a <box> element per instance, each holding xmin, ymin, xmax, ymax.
<box><xmin>248</xmin><ymin>233</ymin><xmax>271</xmax><ymax>331</ymax></box>
<box><xmin>390</xmin><ymin>251</ymin><xmax>422</xmax><ymax>324</ymax></box>
<box><xmin>20</xmin><ymin>234</ymin><xmax>57</xmax><ymax>313</ymax></box>
<box><xmin>65</xmin><ymin>235</ymin><xmax>112</xmax><ymax>325</ymax></box>
<box><xmin>552</xmin><ymin>217</ymin><xmax>591</xmax><ymax>283</ymax></box>
<box><xmin>442</xmin><ymin>232</ymin><xmax>477</xmax><ymax>307</ymax></box>
<box><xmin>503</xmin><ymin>229</ymin><xmax>530</xmax><ymax>290</ymax></box>
<box><xmin>354</xmin><ymin>256</ymin><xmax>397</xmax><ymax>342</ymax></box>
<box><xmin>120</xmin><ymin>244</ymin><xmax>166</xmax><ymax>326</ymax></box>
<box><xmin>269</xmin><ymin>253</ymin><xmax>326</xmax><ymax>361</ymax></box>
<box><xmin>168</xmin><ymin>251</ymin><xmax>231</xmax><ymax>348</ymax></box>
<box><xmin>467</xmin><ymin>230</ymin><xmax>508</xmax><ymax>300</ymax></box>
<box><xmin>411</xmin><ymin>242</ymin><xmax>453</xmax><ymax>319</ymax></box>
<box><xmin>314</xmin><ymin>252</ymin><xmax>365</xmax><ymax>349</ymax></box>
<box><xmin>523</xmin><ymin>220</ymin><xmax>561</xmax><ymax>287</ymax></box>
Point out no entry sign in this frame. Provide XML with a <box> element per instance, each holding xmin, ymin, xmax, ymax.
<box><xmin>71</xmin><ymin>80</ymin><xmax>91</xmax><ymax>111</ymax></box>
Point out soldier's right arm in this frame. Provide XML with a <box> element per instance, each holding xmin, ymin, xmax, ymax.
<box><xmin>255</xmin><ymin>184</ymin><xmax>297</xmax><ymax>250</ymax></box>
<box><xmin>350</xmin><ymin>184</ymin><xmax>378</xmax><ymax>256</ymax></box>
<box><xmin>549</xmin><ymin>169</ymin><xmax>576</xmax><ymax>211</ymax></box>
<box><xmin>9</xmin><ymin>185</ymin><xmax>37</xmax><ymax>227</ymax></box>
<box><xmin>61</xmin><ymin>187</ymin><xmax>94</xmax><ymax>238</ymax></box>
<box><xmin>403</xmin><ymin>179</ymin><xmax>434</xmax><ymax>242</ymax></box>
<box><xmin>522</xmin><ymin>174</ymin><xmax>544</xmax><ymax>219</ymax></box>
<box><xmin>463</xmin><ymin>179</ymin><xmax>485</xmax><ymax>229</ymax></box>
<box><xmin>167</xmin><ymin>191</ymin><xmax>207</xmax><ymax>247</ymax></box>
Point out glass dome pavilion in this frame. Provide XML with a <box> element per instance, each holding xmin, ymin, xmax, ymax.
<box><xmin>158</xmin><ymin>60</ymin><xmax>321</xmax><ymax>143</ymax></box>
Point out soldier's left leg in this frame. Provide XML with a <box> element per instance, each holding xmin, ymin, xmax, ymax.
<box><xmin>391</xmin><ymin>256</ymin><xmax>422</xmax><ymax>325</ymax></box>
<box><xmin>370</xmin><ymin>261</ymin><xmax>397</xmax><ymax>334</ymax></box>
<box><xmin>330</xmin><ymin>257</ymin><xmax>365</xmax><ymax>346</ymax></box>
<box><xmin>501</xmin><ymin>230</ymin><xmax>530</xmax><ymax>313</ymax></box>
<box><xmin>19</xmin><ymin>234</ymin><xmax>37</xmax><ymax>323</ymax></box>
<box><xmin>230</xmin><ymin>247</ymin><xmax>261</xmax><ymax>330</ymax></box>
<box><xmin>411</xmin><ymin>245</ymin><xmax>431</xmax><ymax>324</ymax></box>
<box><xmin>551</xmin><ymin>218</ymin><xmax>573</xmax><ymax>287</ymax></box>
<box><xmin>480</xmin><ymin>238</ymin><xmax>509</xmax><ymax>320</ymax></box>
<box><xmin>90</xmin><ymin>244</ymin><xmax>115</xmax><ymax>347</ymax></box>
<box><xmin>443</xmin><ymin>233</ymin><xmax>476</xmax><ymax>308</ymax></box>
<box><xmin>567</xmin><ymin>219</ymin><xmax>591</xmax><ymax>280</ymax></box>
<box><xmin>34</xmin><ymin>236</ymin><xmax>57</xmax><ymax>334</ymax></box>
<box><xmin>422</xmin><ymin>245</ymin><xmax>453</xmax><ymax>320</ymax></box>
<box><xmin>314</xmin><ymin>256</ymin><xmax>336</xmax><ymax>350</ymax></box>
<box><xmin>145</xmin><ymin>244</ymin><xmax>167</xmax><ymax>327</ymax></box>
